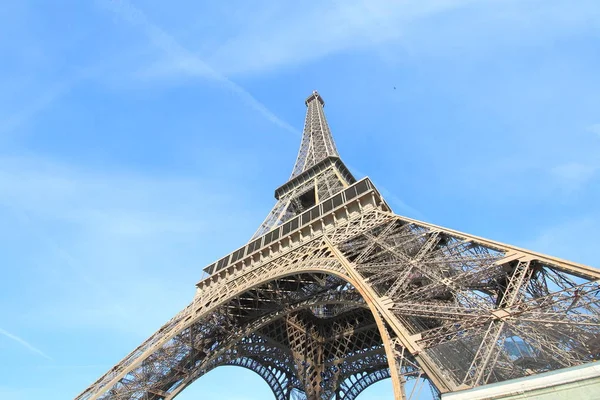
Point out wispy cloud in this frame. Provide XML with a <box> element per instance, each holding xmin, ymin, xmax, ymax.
<box><xmin>348</xmin><ymin>165</ymin><xmax>425</xmax><ymax>219</ymax></box>
<box><xmin>0</xmin><ymin>386</ymin><xmax>45</xmax><ymax>400</ymax></box>
<box><xmin>0</xmin><ymin>155</ymin><xmax>218</xmax><ymax>236</ymax></box>
<box><xmin>12</xmin><ymin>209</ymin><xmax>128</xmax><ymax>319</ymax></box>
<box><xmin>0</xmin><ymin>43</ymin><xmax>144</xmax><ymax>137</ymax></box>
<box><xmin>184</xmin><ymin>0</ymin><xmax>600</xmax><ymax>77</ymax></box>
<box><xmin>588</xmin><ymin>123</ymin><xmax>600</xmax><ymax>137</ymax></box>
<box><xmin>204</xmin><ymin>0</ymin><xmax>476</xmax><ymax>76</ymax></box>
<box><xmin>527</xmin><ymin>215</ymin><xmax>600</xmax><ymax>267</ymax></box>
<box><xmin>98</xmin><ymin>0</ymin><xmax>298</xmax><ymax>135</ymax></box>
<box><xmin>36</xmin><ymin>364</ymin><xmax>107</xmax><ymax>370</ymax></box>
<box><xmin>0</xmin><ymin>79</ymin><xmax>74</xmax><ymax>135</ymax></box>
<box><xmin>550</xmin><ymin>162</ymin><xmax>598</xmax><ymax>192</ymax></box>
<box><xmin>0</xmin><ymin>327</ymin><xmax>52</xmax><ymax>360</ymax></box>
<box><xmin>97</xmin><ymin>0</ymin><xmax>428</xmax><ymax>223</ymax></box>
<box><xmin>0</xmin><ymin>153</ymin><xmax>259</xmax><ymax>338</ymax></box>
<box><xmin>0</xmin><ymin>1</ymin><xmax>300</xmax><ymax>139</ymax></box>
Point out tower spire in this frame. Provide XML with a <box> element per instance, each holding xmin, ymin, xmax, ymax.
<box><xmin>290</xmin><ymin>90</ymin><xmax>340</xmax><ymax>178</ymax></box>
<box><xmin>249</xmin><ymin>90</ymin><xmax>355</xmax><ymax>239</ymax></box>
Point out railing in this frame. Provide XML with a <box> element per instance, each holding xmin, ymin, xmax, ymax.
<box><xmin>274</xmin><ymin>156</ymin><xmax>355</xmax><ymax>199</ymax></box>
<box><xmin>201</xmin><ymin>177</ymin><xmax>383</xmax><ymax>277</ymax></box>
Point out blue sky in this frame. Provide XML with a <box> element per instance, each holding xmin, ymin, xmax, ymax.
<box><xmin>1</xmin><ymin>1</ymin><xmax>599</xmax><ymax>399</ymax></box>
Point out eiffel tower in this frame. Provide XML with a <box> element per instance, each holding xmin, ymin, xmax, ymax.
<box><xmin>76</xmin><ymin>91</ymin><xmax>600</xmax><ymax>400</ymax></box>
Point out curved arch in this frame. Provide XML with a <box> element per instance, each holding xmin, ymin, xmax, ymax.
<box><xmin>168</xmin><ymin>334</ymin><xmax>298</xmax><ymax>398</ymax></box>
<box><xmin>82</xmin><ymin>234</ymin><xmax>405</xmax><ymax>399</ymax></box>
<box><xmin>104</xmin><ymin>246</ymin><xmax>356</xmax><ymax>394</ymax></box>
<box><xmin>170</xmin><ymin>336</ymin><xmax>298</xmax><ymax>400</ymax></box>
<box><xmin>340</xmin><ymin>368</ymin><xmax>391</xmax><ymax>400</ymax></box>
<box><xmin>167</xmin><ymin>285</ymin><xmax>369</xmax><ymax>398</ymax></box>
<box><xmin>182</xmin><ymin>358</ymin><xmax>289</xmax><ymax>400</ymax></box>
<box><xmin>173</xmin><ymin>262</ymin><xmax>403</xmax><ymax>399</ymax></box>
<box><xmin>219</xmin><ymin>357</ymin><xmax>289</xmax><ymax>400</ymax></box>
<box><xmin>339</xmin><ymin>369</ymin><xmax>438</xmax><ymax>400</ymax></box>
<box><xmin>200</xmin><ymin>253</ymin><xmax>404</xmax><ymax>391</ymax></box>
<box><xmin>160</xmin><ymin>247</ymin><xmax>422</xmax><ymax>400</ymax></box>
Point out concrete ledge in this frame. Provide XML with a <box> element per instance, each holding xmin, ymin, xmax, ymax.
<box><xmin>443</xmin><ymin>361</ymin><xmax>600</xmax><ymax>400</ymax></box>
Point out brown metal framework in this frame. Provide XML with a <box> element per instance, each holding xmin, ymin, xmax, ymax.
<box><xmin>76</xmin><ymin>91</ymin><xmax>600</xmax><ymax>400</ymax></box>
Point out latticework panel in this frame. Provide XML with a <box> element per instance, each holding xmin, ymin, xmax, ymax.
<box><xmin>290</xmin><ymin>91</ymin><xmax>339</xmax><ymax>179</ymax></box>
<box><xmin>336</xmin><ymin>214</ymin><xmax>600</xmax><ymax>391</ymax></box>
<box><xmin>253</xmin><ymin>165</ymin><xmax>353</xmax><ymax>239</ymax></box>
<box><xmin>76</xmin><ymin>198</ymin><xmax>600</xmax><ymax>400</ymax></box>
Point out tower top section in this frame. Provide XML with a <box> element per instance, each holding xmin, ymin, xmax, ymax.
<box><xmin>290</xmin><ymin>91</ymin><xmax>340</xmax><ymax>178</ymax></box>
<box><xmin>305</xmin><ymin>90</ymin><xmax>325</xmax><ymax>106</ymax></box>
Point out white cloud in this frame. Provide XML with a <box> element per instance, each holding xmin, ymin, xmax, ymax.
<box><xmin>527</xmin><ymin>215</ymin><xmax>600</xmax><ymax>267</ymax></box>
<box><xmin>168</xmin><ymin>0</ymin><xmax>600</xmax><ymax>77</ymax></box>
<box><xmin>197</xmin><ymin>0</ymin><xmax>478</xmax><ymax>76</ymax></box>
<box><xmin>0</xmin><ymin>154</ymin><xmax>254</xmax><ymax>336</ymax></box>
<box><xmin>550</xmin><ymin>162</ymin><xmax>597</xmax><ymax>191</ymax></box>
<box><xmin>588</xmin><ymin>123</ymin><xmax>600</xmax><ymax>137</ymax></box>
<box><xmin>0</xmin><ymin>52</ymin><xmax>117</xmax><ymax>137</ymax></box>
<box><xmin>0</xmin><ymin>327</ymin><xmax>52</xmax><ymax>360</ymax></box>
<box><xmin>0</xmin><ymin>79</ymin><xmax>73</xmax><ymax>135</ymax></box>
<box><xmin>348</xmin><ymin>165</ymin><xmax>425</xmax><ymax>219</ymax></box>
<box><xmin>0</xmin><ymin>387</ymin><xmax>43</xmax><ymax>400</ymax></box>
<box><xmin>97</xmin><ymin>0</ymin><xmax>298</xmax><ymax>136</ymax></box>
<box><xmin>0</xmin><ymin>156</ymin><xmax>220</xmax><ymax>237</ymax></box>
<box><xmin>0</xmin><ymin>1</ymin><xmax>300</xmax><ymax>139</ymax></box>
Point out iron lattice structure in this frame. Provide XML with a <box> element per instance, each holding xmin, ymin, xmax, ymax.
<box><xmin>76</xmin><ymin>91</ymin><xmax>600</xmax><ymax>400</ymax></box>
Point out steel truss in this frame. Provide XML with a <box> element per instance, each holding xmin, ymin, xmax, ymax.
<box><xmin>76</xmin><ymin>92</ymin><xmax>600</xmax><ymax>400</ymax></box>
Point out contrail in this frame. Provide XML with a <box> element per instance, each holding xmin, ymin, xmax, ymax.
<box><xmin>0</xmin><ymin>327</ymin><xmax>52</xmax><ymax>360</ymax></box>
<box><xmin>12</xmin><ymin>209</ymin><xmax>128</xmax><ymax>318</ymax></box>
<box><xmin>99</xmin><ymin>0</ymin><xmax>299</xmax><ymax>135</ymax></box>
<box><xmin>100</xmin><ymin>0</ymin><xmax>423</xmax><ymax>218</ymax></box>
<box><xmin>0</xmin><ymin>79</ymin><xmax>75</xmax><ymax>135</ymax></box>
